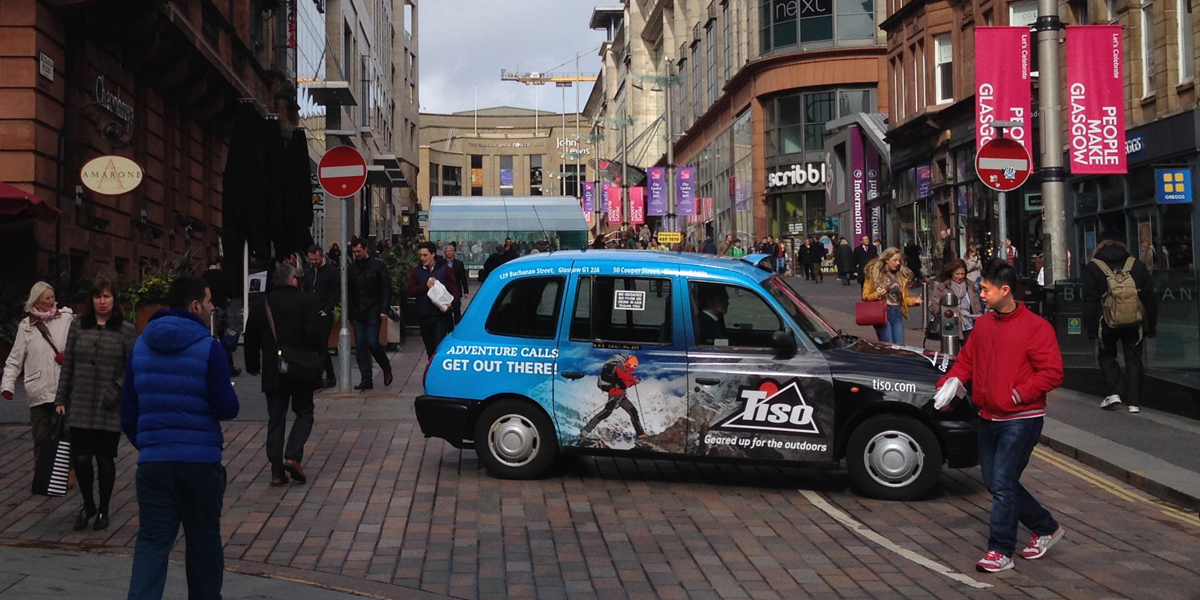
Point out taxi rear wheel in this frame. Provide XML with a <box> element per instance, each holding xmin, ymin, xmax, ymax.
<box><xmin>474</xmin><ymin>399</ymin><xmax>558</xmax><ymax>480</ymax></box>
<box><xmin>846</xmin><ymin>414</ymin><xmax>942</xmax><ymax>501</ymax></box>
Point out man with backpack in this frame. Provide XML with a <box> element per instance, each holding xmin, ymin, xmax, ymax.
<box><xmin>580</xmin><ymin>355</ymin><xmax>646</xmax><ymax>440</ymax></box>
<box><xmin>1083</xmin><ymin>231</ymin><xmax>1158</xmax><ymax>414</ymax></box>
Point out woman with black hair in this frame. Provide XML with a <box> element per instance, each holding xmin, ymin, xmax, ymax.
<box><xmin>54</xmin><ymin>277</ymin><xmax>137</xmax><ymax>531</ymax></box>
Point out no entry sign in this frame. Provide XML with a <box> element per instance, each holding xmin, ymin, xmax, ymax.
<box><xmin>975</xmin><ymin>138</ymin><xmax>1032</xmax><ymax>192</ymax></box>
<box><xmin>318</xmin><ymin>146</ymin><xmax>368</xmax><ymax>198</ymax></box>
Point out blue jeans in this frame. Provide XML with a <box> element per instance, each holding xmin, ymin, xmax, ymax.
<box><xmin>351</xmin><ymin>316</ymin><xmax>391</xmax><ymax>382</ymax></box>
<box><xmin>875</xmin><ymin>305</ymin><xmax>906</xmax><ymax>345</ymax></box>
<box><xmin>128</xmin><ymin>461</ymin><xmax>226</xmax><ymax>600</ymax></box>
<box><xmin>978</xmin><ymin>418</ymin><xmax>1058</xmax><ymax>557</ymax></box>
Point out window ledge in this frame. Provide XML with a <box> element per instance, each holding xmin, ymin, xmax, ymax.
<box><xmin>1178</xmin><ymin>79</ymin><xmax>1196</xmax><ymax>93</ymax></box>
<box><xmin>1141</xmin><ymin>92</ymin><xmax>1157</xmax><ymax>105</ymax></box>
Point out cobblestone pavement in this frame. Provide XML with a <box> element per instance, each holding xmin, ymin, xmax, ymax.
<box><xmin>2</xmin><ymin>310</ymin><xmax>1199</xmax><ymax>598</ymax></box>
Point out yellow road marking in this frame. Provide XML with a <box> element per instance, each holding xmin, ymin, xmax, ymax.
<box><xmin>1032</xmin><ymin>447</ymin><xmax>1200</xmax><ymax>528</ymax></box>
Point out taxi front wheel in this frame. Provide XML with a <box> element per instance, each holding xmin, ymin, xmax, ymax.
<box><xmin>846</xmin><ymin>414</ymin><xmax>943</xmax><ymax>501</ymax></box>
<box><xmin>474</xmin><ymin>399</ymin><xmax>559</xmax><ymax>480</ymax></box>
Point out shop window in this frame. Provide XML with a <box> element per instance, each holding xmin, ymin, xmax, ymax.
<box><xmin>706</xmin><ymin>22</ymin><xmax>717</xmax><ymax>110</ymax></box>
<box><xmin>934</xmin><ymin>34</ymin><xmax>953</xmax><ymax>104</ymax></box>
<box><xmin>760</xmin><ymin>0</ymin><xmax>875</xmax><ymax>54</ymax></box>
<box><xmin>470</xmin><ymin>155</ymin><xmax>483</xmax><ymax>196</ymax></box>
<box><xmin>1070</xmin><ymin>0</ymin><xmax>1089</xmax><ymax>24</ymax></box>
<box><xmin>1142</xmin><ymin>1</ymin><xmax>1157</xmax><ymax>96</ymax></box>
<box><xmin>839</xmin><ymin>89</ymin><xmax>872</xmax><ymax>115</ymax></box>
<box><xmin>570</xmin><ymin>277</ymin><xmax>674</xmax><ymax>346</ymax></box>
<box><xmin>563</xmin><ymin>164</ymin><xmax>585</xmax><ymax>197</ymax></box>
<box><xmin>530</xmin><ymin>156</ymin><xmax>543</xmax><ymax>196</ymax></box>
<box><xmin>1099</xmin><ymin>174</ymin><xmax>1127</xmax><ymax>210</ymax></box>
<box><xmin>486</xmin><ymin>277</ymin><xmax>564</xmax><ymax>339</ymax></box>
<box><xmin>499</xmin><ymin>155</ymin><xmax>514</xmax><ymax>196</ymax></box>
<box><xmin>442</xmin><ymin>166</ymin><xmax>462</xmax><ymax>196</ymax></box>
<box><xmin>803</xmin><ymin>92</ymin><xmax>835</xmax><ymax>151</ymax></box>
<box><xmin>835</xmin><ymin>0</ymin><xmax>874</xmax><ymax>41</ymax></box>
<box><xmin>429</xmin><ymin>162</ymin><xmax>440</xmax><ymax>196</ymax></box>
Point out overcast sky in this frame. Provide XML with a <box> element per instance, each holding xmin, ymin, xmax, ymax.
<box><xmin>418</xmin><ymin>0</ymin><xmax>608</xmax><ymax>114</ymax></box>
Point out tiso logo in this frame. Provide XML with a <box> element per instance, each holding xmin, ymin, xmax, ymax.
<box><xmin>714</xmin><ymin>380</ymin><xmax>819</xmax><ymax>435</ymax></box>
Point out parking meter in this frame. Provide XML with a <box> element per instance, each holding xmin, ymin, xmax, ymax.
<box><xmin>939</xmin><ymin>292</ymin><xmax>962</xmax><ymax>355</ymax></box>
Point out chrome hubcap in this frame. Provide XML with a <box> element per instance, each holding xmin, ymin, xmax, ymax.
<box><xmin>863</xmin><ymin>430</ymin><xmax>924</xmax><ymax>488</ymax></box>
<box><xmin>488</xmin><ymin>414</ymin><xmax>540</xmax><ymax>467</ymax></box>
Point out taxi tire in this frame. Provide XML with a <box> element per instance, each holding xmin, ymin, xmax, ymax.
<box><xmin>846</xmin><ymin>414</ymin><xmax>942</xmax><ymax>501</ymax></box>
<box><xmin>474</xmin><ymin>399</ymin><xmax>559</xmax><ymax>480</ymax></box>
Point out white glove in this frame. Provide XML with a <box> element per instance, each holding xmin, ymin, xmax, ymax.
<box><xmin>933</xmin><ymin>377</ymin><xmax>966</xmax><ymax>410</ymax></box>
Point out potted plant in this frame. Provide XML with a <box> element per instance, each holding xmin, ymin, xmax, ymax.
<box><xmin>131</xmin><ymin>248</ymin><xmax>199</xmax><ymax>333</ymax></box>
<box><xmin>382</xmin><ymin>244</ymin><xmax>419</xmax><ymax>345</ymax></box>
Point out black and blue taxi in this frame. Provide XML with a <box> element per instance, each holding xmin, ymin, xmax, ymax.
<box><xmin>415</xmin><ymin>250</ymin><xmax>978</xmax><ymax>500</ymax></box>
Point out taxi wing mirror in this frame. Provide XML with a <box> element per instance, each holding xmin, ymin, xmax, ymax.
<box><xmin>772</xmin><ymin>329</ymin><xmax>797</xmax><ymax>360</ymax></box>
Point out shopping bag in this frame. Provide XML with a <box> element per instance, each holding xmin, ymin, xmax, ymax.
<box><xmin>427</xmin><ymin>279</ymin><xmax>454</xmax><ymax>312</ymax></box>
<box><xmin>32</xmin><ymin>419</ymin><xmax>70</xmax><ymax>497</ymax></box>
<box><xmin>854</xmin><ymin>301</ymin><xmax>887</xmax><ymax>327</ymax></box>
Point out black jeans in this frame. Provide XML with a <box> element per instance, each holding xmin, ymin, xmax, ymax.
<box><xmin>419</xmin><ymin>312</ymin><xmax>454</xmax><ymax>357</ymax></box>
<box><xmin>265</xmin><ymin>389</ymin><xmax>314</xmax><ymax>478</ymax></box>
<box><xmin>351</xmin><ymin>315</ymin><xmax>391</xmax><ymax>382</ymax></box>
<box><xmin>315</xmin><ymin>312</ymin><xmax>335</xmax><ymax>380</ymax></box>
<box><xmin>1098</xmin><ymin>325</ymin><xmax>1145</xmax><ymax>407</ymax></box>
<box><xmin>128</xmin><ymin>461</ymin><xmax>226</xmax><ymax>600</ymax></box>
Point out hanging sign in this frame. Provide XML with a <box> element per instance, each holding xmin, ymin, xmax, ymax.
<box><xmin>629</xmin><ymin>187</ymin><xmax>645</xmax><ymax>225</ymax></box>
<box><xmin>975</xmin><ymin>27</ymin><xmax>1032</xmax><ymax>156</ymax></box>
<box><xmin>647</xmin><ymin>167</ymin><xmax>667</xmax><ymax>216</ymax></box>
<box><xmin>1156</xmin><ymin>169</ymin><xmax>1192</xmax><ymax>204</ymax></box>
<box><xmin>80</xmin><ymin>155</ymin><xmax>143</xmax><ymax>196</ymax></box>
<box><xmin>582</xmin><ymin>181</ymin><xmax>596</xmax><ymax>212</ymax></box>
<box><xmin>1067</xmin><ymin>25</ymin><xmax>1127</xmax><ymax>175</ymax></box>
<box><xmin>606</xmin><ymin>184</ymin><xmax>622</xmax><ymax>224</ymax></box>
<box><xmin>676</xmin><ymin>167</ymin><xmax>696</xmax><ymax>216</ymax></box>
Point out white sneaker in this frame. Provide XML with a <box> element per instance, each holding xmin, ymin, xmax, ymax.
<box><xmin>1019</xmin><ymin>526</ymin><xmax>1065</xmax><ymax>560</ymax></box>
<box><xmin>1128</xmin><ymin>406</ymin><xmax>1141</xmax><ymax>414</ymax></box>
<box><xmin>1100</xmin><ymin>395</ymin><xmax>1122</xmax><ymax>410</ymax></box>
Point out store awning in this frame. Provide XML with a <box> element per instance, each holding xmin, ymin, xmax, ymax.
<box><xmin>429</xmin><ymin>196</ymin><xmax>588</xmax><ymax>233</ymax></box>
<box><xmin>0</xmin><ymin>182</ymin><xmax>60</xmax><ymax>224</ymax></box>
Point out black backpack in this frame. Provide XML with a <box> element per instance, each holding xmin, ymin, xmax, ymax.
<box><xmin>597</xmin><ymin>354</ymin><xmax>626</xmax><ymax>392</ymax></box>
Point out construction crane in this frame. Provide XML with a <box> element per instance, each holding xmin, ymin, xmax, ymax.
<box><xmin>501</xmin><ymin>69</ymin><xmax>597</xmax><ymax>86</ymax></box>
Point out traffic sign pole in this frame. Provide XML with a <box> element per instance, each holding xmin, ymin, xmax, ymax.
<box><xmin>976</xmin><ymin>134</ymin><xmax>1032</xmax><ymax>259</ymax></box>
<box><xmin>318</xmin><ymin>145</ymin><xmax>368</xmax><ymax>394</ymax></box>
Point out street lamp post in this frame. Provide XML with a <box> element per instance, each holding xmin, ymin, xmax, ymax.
<box><xmin>621</xmin><ymin>97</ymin><xmax>630</xmax><ymax>231</ymax></box>
<box><xmin>1035</xmin><ymin>0</ymin><xmax>1067</xmax><ymax>284</ymax></box>
<box><xmin>664</xmin><ymin>59</ymin><xmax>676</xmax><ymax>234</ymax></box>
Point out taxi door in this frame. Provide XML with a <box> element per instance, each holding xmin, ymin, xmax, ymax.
<box><xmin>553</xmin><ymin>268</ymin><xmax>690</xmax><ymax>454</ymax></box>
<box><xmin>684</xmin><ymin>278</ymin><xmax>836</xmax><ymax>463</ymax></box>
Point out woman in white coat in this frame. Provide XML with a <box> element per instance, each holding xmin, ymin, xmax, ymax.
<box><xmin>2</xmin><ymin>281</ymin><xmax>74</xmax><ymax>461</ymax></box>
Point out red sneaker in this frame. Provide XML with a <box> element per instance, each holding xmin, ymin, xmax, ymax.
<box><xmin>1019</xmin><ymin>526</ymin><xmax>1065</xmax><ymax>560</ymax></box>
<box><xmin>975</xmin><ymin>550</ymin><xmax>1013</xmax><ymax>573</ymax></box>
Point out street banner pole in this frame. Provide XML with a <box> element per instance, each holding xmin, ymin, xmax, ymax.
<box><xmin>338</xmin><ymin>197</ymin><xmax>350</xmax><ymax>393</ymax></box>
<box><xmin>665</xmin><ymin>59</ymin><xmax>675</xmax><ymax>235</ymax></box>
<box><xmin>1035</xmin><ymin>0</ymin><xmax>1067</xmax><ymax>284</ymax></box>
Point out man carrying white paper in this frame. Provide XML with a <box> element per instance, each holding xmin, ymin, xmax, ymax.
<box><xmin>934</xmin><ymin>259</ymin><xmax>1065</xmax><ymax>574</ymax></box>
<box><xmin>407</xmin><ymin>241</ymin><xmax>460</xmax><ymax>358</ymax></box>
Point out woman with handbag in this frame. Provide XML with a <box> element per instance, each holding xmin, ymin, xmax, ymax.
<box><xmin>2</xmin><ymin>282</ymin><xmax>74</xmax><ymax>463</ymax></box>
<box><xmin>928</xmin><ymin>259</ymin><xmax>983</xmax><ymax>343</ymax></box>
<box><xmin>861</xmin><ymin>248</ymin><xmax>923</xmax><ymax>344</ymax></box>
<box><xmin>53</xmin><ymin>277</ymin><xmax>137</xmax><ymax>530</ymax></box>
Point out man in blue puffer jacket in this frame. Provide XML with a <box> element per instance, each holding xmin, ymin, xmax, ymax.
<box><xmin>120</xmin><ymin>276</ymin><xmax>239</xmax><ymax>600</ymax></box>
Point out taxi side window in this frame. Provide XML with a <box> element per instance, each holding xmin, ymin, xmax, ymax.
<box><xmin>485</xmin><ymin>276</ymin><xmax>564</xmax><ymax>339</ymax></box>
<box><xmin>570</xmin><ymin>276</ymin><xmax>673</xmax><ymax>345</ymax></box>
<box><xmin>690</xmin><ymin>282</ymin><xmax>782</xmax><ymax>348</ymax></box>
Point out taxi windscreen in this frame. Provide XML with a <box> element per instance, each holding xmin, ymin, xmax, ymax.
<box><xmin>763</xmin><ymin>277</ymin><xmax>840</xmax><ymax>346</ymax></box>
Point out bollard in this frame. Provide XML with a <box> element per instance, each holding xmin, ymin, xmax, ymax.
<box><xmin>939</xmin><ymin>291</ymin><xmax>963</xmax><ymax>356</ymax></box>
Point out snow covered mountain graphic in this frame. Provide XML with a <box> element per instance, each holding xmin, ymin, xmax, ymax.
<box><xmin>713</xmin><ymin>380</ymin><xmax>820</xmax><ymax>436</ymax></box>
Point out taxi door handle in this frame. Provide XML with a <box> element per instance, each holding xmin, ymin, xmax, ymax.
<box><xmin>561</xmin><ymin>371</ymin><xmax>585</xmax><ymax>380</ymax></box>
<box><xmin>696</xmin><ymin>377</ymin><xmax>721</xmax><ymax>385</ymax></box>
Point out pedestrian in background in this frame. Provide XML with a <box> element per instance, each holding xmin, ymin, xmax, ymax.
<box><xmin>54</xmin><ymin>277</ymin><xmax>136</xmax><ymax>531</ymax></box>
<box><xmin>809</xmin><ymin>237</ymin><xmax>827</xmax><ymax>283</ymax></box>
<box><xmin>904</xmin><ymin>239</ymin><xmax>924</xmax><ymax>282</ymax></box>
<box><xmin>1083</xmin><ymin>231</ymin><xmax>1157</xmax><ymax>413</ymax></box>
<box><xmin>774</xmin><ymin>236</ymin><xmax>787</xmax><ymax>274</ymax></box>
<box><xmin>861</xmin><ymin>247</ymin><xmax>922</xmax><ymax>345</ymax></box>
<box><xmin>326</xmin><ymin>243</ymin><xmax>341</xmax><ymax>267</ymax></box>
<box><xmin>934</xmin><ymin>259</ymin><xmax>1065</xmax><ymax>573</ymax></box>
<box><xmin>302</xmin><ymin>244</ymin><xmax>339</xmax><ymax>388</ymax></box>
<box><xmin>121</xmin><ymin>276</ymin><xmax>239</xmax><ymax>600</ymax></box>
<box><xmin>929</xmin><ymin>259</ymin><xmax>982</xmax><ymax>342</ymax></box>
<box><xmin>701</xmin><ymin>236</ymin><xmax>718</xmax><ymax>254</ymax></box>
<box><xmin>852</xmin><ymin>235</ymin><xmax>878</xmax><ymax>285</ymax></box>
<box><xmin>245</xmin><ymin>264</ymin><xmax>320</xmax><ymax>486</ymax></box>
<box><xmin>408</xmin><ymin>241</ymin><xmax>460</xmax><ymax>358</ymax></box>
<box><xmin>965</xmin><ymin>245</ymin><xmax>983</xmax><ymax>286</ymax></box>
<box><xmin>834</xmin><ymin>238</ymin><xmax>855</xmax><ymax>285</ymax></box>
<box><xmin>443</xmin><ymin>243</ymin><xmax>469</xmax><ymax>324</ymax></box>
<box><xmin>201</xmin><ymin>257</ymin><xmax>240</xmax><ymax>377</ymax></box>
<box><xmin>729</xmin><ymin>238</ymin><xmax>746</xmax><ymax>258</ymax></box>
<box><xmin>2</xmin><ymin>281</ymin><xmax>73</xmax><ymax>462</ymax></box>
<box><xmin>717</xmin><ymin>233</ymin><xmax>733</xmax><ymax>256</ymax></box>
<box><xmin>798</xmin><ymin>239</ymin><xmax>813</xmax><ymax>281</ymax></box>
<box><xmin>347</xmin><ymin>237</ymin><xmax>393</xmax><ymax>390</ymax></box>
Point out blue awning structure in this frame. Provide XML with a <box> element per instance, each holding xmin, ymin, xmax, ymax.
<box><xmin>428</xmin><ymin>196</ymin><xmax>587</xmax><ymax>233</ymax></box>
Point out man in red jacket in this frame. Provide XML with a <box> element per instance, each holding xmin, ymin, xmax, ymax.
<box><xmin>935</xmin><ymin>259</ymin><xmax>1065</xmax><ymax>574</ymax></box>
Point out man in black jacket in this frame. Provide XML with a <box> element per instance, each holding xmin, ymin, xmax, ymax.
<box><xmin>852</xmin><ymin>235</ymin><xmax>878</xmax><ymax>284</ymax></box>
<box><xmin>407</xmin><ymin>242</ymin><xmax>460</xmax><ymax>357</ymax></box>
<box><xmin>443</xmin><ymin>243</ymin><xmax>469</xmax><ymax>324</ymax></box>
<box><xmin>347</xmin><ymin>238</ymin><xmax>392</xmax><ymax>390</ymax></box>
<box><xmin>1082</xmin><ymin>231</ymin><xmax>1158</xmax><ymax>414</ymax></box>
<box><xmin>480</xmin><ymin>244</ymin><xmax>507</xmax><ymax>282</ymax></box>
<box><xmin>245</xmin><ymin>264</ymin><xmax>321</xmax><ymax>486</ymax></box>
<box><xmin>303</xmin><ymin>245</ymin><xmax>339</xmax><ymax>388</ymax></box>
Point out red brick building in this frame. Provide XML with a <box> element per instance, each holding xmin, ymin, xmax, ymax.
<box><xmin>0</xmin><ymin>0</ymin><xmax>295</xmax><ymax>297</ymax></box>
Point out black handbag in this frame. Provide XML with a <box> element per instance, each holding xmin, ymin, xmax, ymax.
<box><xmin>32</xmin><ymin>418</ymin><xmax>70</xmax><ymax>496</ymax></box>
<box><xmin>925</xmin><ymin>316</ymin><xmax>941</xmax><ymax>341</ymax></box>
<box><xmin>265</xmin><ymin>300</ymin><xmax>323</xmax><ymax>387</ymax></box>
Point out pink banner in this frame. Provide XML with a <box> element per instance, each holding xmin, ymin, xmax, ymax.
<box><xmin>1067</xmin><ymin>25</ymin><xmax>1126</xmax><ymax>175</ymax></box>
<box><xmin>975</xmin><ymin>27</ymin><xmax>1032</xmax><ymax>156</ymax></box>
<box><xmin>629</xmin><ymin>187</ymin><xmax>645</xmax><ymax>225</ymax></box>
<box><xmin>606</xmin><ymin>185</ymin><xmax>622</xmax><ymax>224</ymax></box>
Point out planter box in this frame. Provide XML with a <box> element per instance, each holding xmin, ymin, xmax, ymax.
<box><xmin>328</xmin><ymin>318</ymin><xmax>388</xmax><ymax>350</ymax></box>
